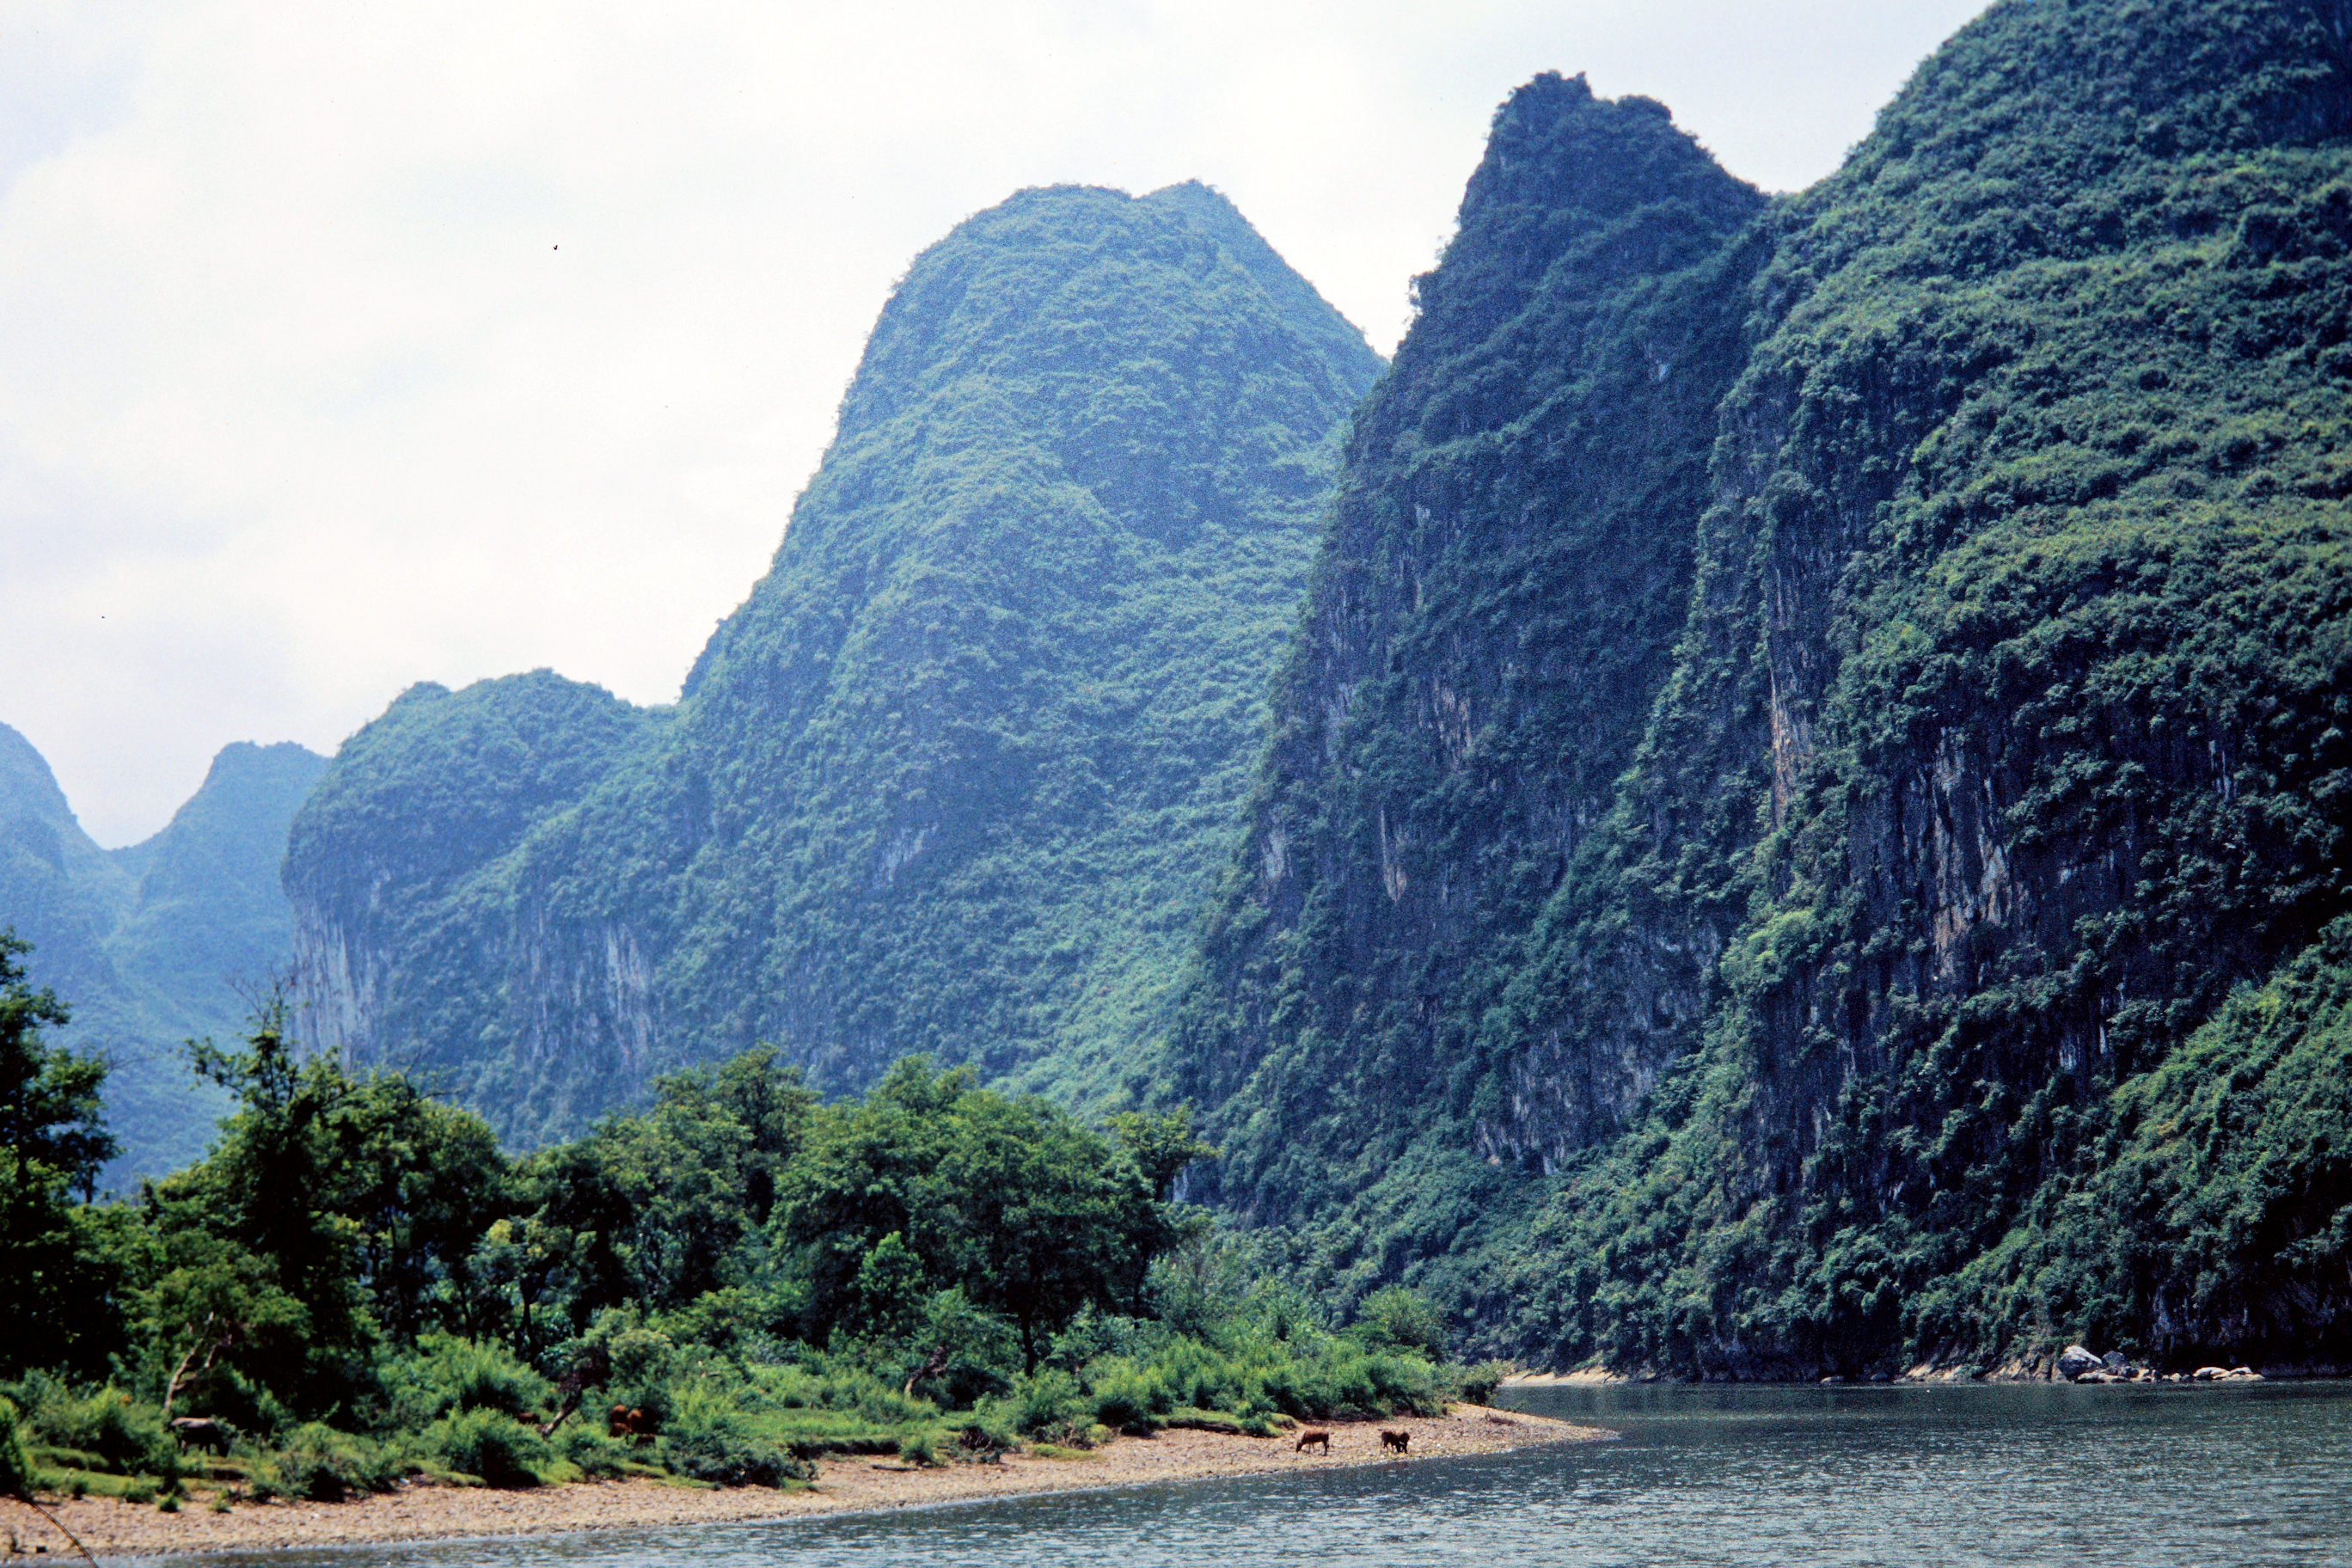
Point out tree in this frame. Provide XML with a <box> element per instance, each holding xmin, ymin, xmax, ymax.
<box><xmin>155</xmin><ymin>989</ymin><xmax>514</xmax><ymax>1409</ymax></box>
<box><xmin>0</xmin><ymin>931</ymin><xmax>117</xmax><ymax>1374</ymax></box>
<box><xmin>592</xmin><ymin>1048</ymin><xmax>818</xmax><ymax>1311</ymax></box>
<box><xmin>1108</xmin><ymin>1105</ymin><xmax>1218</xmax><ymax>1203</ymax></box>
<box><xmin>939</xmin><ymin>1092</ymin><xmax>1156</xmax><ymax>1371</ymax></box>
<box><xmin>775</xmin><ymin>1058</ymin><xmax>1165</xmax><ymax>1371</ymax></box>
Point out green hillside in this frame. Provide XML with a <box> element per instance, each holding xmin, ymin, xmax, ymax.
<box><xmin>0</xmin><ymin>724</ymin><xmax>327</xmax><ymax>1176</ymax></box>
<box><xmin>1175</xmin><ymin>0</ymin><xmax>2352</xmax><ymax>1376</ymax></box>
<box><xmin>285</xmin><ymin>181</ymin><xmax>1383</xmax><ymax>1143</ymax></box>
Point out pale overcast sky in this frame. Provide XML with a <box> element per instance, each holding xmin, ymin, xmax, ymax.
<box><xmin>2</xmin><ymin>0</ymin><xmax>1985</xmax><ymax>847</ymax></box>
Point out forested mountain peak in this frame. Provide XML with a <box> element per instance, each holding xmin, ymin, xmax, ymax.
<box><xmin>291</xmin><ymin>180</ymin><xmax>1382</xmax><ymax>1143</ymax></box>
<box><xmin>1176</xmin><ymin>0</ymin><xmax>2352</xmax><ymax>1379</ymax></box>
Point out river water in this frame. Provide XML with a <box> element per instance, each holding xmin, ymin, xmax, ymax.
<box><xmin>183</xmin><ymin>1380</ymin><xmax>2352</xmax><ymax>1567</ymax></box>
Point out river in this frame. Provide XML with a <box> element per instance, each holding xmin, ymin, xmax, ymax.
<box><xmin>178</xmin><ymin>1380</ymin><xmax>2352</xmax><ymax>1567</ymax></box>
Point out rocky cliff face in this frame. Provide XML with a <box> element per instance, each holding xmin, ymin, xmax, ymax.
<box><xmin>0</xmin><ymin>723</ymin><xmax>327</xmax><ymax>1175</ymax></box>
<box><xmin>1173</xmin><ymin>74</ymin><xmax>1767</xmax><ymax>1228</ymax></box>
<box><xmin>285</xmin><ymin>182</ymin><xmax>1382</xmax><ymax>1144</ymax></box>
<box><xmin>282</xmin><ymin>671</ymin><xmax>662</xmax><ymax>1130</ymax></box>
<box><xmin>1178</xmin><ymin>0</ymin><xmax>2352</xmax><ymax>1375</ymax></box>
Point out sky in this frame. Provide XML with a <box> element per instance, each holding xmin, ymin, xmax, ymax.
<box><xmin>1</xmin><ymin>0</ymin><xmax>1988</xmax><ymax>848</ymax></box>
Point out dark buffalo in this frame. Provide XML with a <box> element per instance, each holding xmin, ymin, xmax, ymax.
<box><xmin>169</xmin><ymin>1417</ymin><xmax>232</xmax><ymax>1455</ymax></box>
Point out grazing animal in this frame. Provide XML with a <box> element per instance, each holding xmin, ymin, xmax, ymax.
<box><xmin>1380</xmin><ymin>1428</ymin><xmax>1410</xmax><ymax>1454</ymax></box>
<box><xmin>1295</xmin><ymin>1429</ymin><xmax>1330</xmax><ymax>1454</ymax></box>
<box><xmin>607</xmin><ymin>1404</ymin><xmax>661</xmax><ymax>1441</ymax></box>
<box><xmin>169</xmin><ymin>1417</ymin><xmax>231</xmax><ymax>1455</ymax></box>
<box><xmin>606</xmin><ymin>1406</ymin><xmax>659</xmax><ymax>1444</ymax></box>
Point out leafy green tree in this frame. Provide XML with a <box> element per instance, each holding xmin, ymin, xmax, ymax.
<box><xmin>482</xmin><ymin>1139</ymin><xmax>634</xmax><ymax>1356</ymax></box>
<box><xmin>0</xmin><ymin>931</ymin><xmax>117</xmax><ymax>1374</ymax></box>
<box><xmin>1351</xmin><ymin>1285</ymin><xmax>1449</xmax><ymax>1357</ymax></box>
<box><xmin>592</xmin><ymin>1047</ymin><xmax>817</xmax><ymax>1310</ymax></box>
<box><xmin>1108</xmin><ymin>1106</ymin><xmax>1218</xmax><ymax>1203</ymax></box>
<box><xmin>775</xmin><ymin>1057</ymin><xmax>1163</xmax><ymax>1369</ymax></box>
<box><xmin>311</xmin><ymin>1072</ymin><xmax>511</xmax><ymax>1344</ymax></box>
<box><xmin>938</xmin><ymin>1090</ymin><xmax>1158</xmax><ymax>1369</ymax></box>
<box><xmin>773</xmin><ymin>1057</ymin><xmax>972</xmax><ymax>1339</ymax></box>
<box><xmin>143</xmin><ymin>993</ymin><xmax>514</xmax><ymax>1410</ymax></box>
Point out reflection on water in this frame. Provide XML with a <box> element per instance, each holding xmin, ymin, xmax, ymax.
<box><xmin>172</xmin><ymin>1380</ymin><xmax>2352</xmax><ymax>1568</ymax></box>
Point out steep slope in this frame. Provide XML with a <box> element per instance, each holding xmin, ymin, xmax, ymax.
<box><xmin>1494</xmin><ymin>0</ymin><xmax>2352</xmax><ymax>1378</ymax></box>
<box><xmin>287</xmin><ymin>181</ymin><xmax>1382</xmax><ymax>1143</ymax></box>
<box><xmin>0</xmin><ymin>725</ymin><xmax>327</xmax><ymax>1175</ymax></box>
<box><xmin>1171</xmin><ymin>74</ymin><xmax>1768</xmax><ymax>1252</ymax></box>
<box><xmin>1178</xmin><ymin>0</ymin><xmax>2352</xmax><ymax>1375</ymax></box>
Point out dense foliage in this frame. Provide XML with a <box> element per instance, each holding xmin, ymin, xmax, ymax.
<box><xmin>1172</xmin><ymin>71</ymin><xmax>1768</xmax><ymax>1277</ymax></box>
<box><xmin>1175</xmin><ymin>0</ymin><xmax>2352</xmax><ymax>1376</ymax></box>
<box><xmin>0</xmin><ymin>727</ymin><xmax>325</xmax><ymax>1178</ymax></box>
<box><xmin>22</xmin><ymin>0</ymin><xmax>2349</xmax><ymax>1397</ymax></box>
<box><xmin>285</xmin><ymin>181</ymin><xmax>1383</xmax><ymax>1145</ymax></box>
<box><xmin>0</xmin><ymin>995</ymin><xmax>1479</xmax><ymax>1507</ymax></box>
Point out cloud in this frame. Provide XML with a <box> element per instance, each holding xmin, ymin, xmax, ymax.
<box><xmin>0</xmin><ymin>0</ymin><xmax>1984</xmax><ymax>845</ymax></box>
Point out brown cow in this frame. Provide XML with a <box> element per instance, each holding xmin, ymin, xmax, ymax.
<box><xmin>605</xmin><ymin>1406</ymin><xmax>660</xmax><ymax>1444</ymax></box>
<box><xmin>1379</xmin><ymin>1428</ymin><xmax>1410</xmax><ymax>1454</ymax></box>
<box><xmin>1294</xmin><ymin>1429</ymin><xmax>1330</xmax><ymax>1454</ymax></box>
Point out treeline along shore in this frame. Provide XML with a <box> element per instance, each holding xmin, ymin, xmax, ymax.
<box><xmin>1</xmin><ymin>932</ymin><xmax>1593</xmax><ymax>1551</ymax></box>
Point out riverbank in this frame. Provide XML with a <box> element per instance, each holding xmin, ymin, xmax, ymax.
<box><xmin>2</xmin><ymin>1406</ymin><xmax>1605</xmax><ymax>1559</ymax></box>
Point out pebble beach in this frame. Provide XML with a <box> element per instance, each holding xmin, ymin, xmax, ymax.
<box><xmin>3</xmin><ymin>1406</ymin><xmax>1608</xmax><ymax>1559</ymax></box>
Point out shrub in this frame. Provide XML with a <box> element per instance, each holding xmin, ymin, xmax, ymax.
<box><xmin>948</xmin><ymin>1412</ymin><xmax>1014</xmax><ymax>1462</ymax></box>
<box><xmin>1085</xmin><ymin>1361</ymin><xmax>1152</xmax><ymax>1433</ymax></box>
<box><xmin>386</xmin><ymin>1336</ymin><xmax>554</xmax><ymax>1428</ymax></box>
<box><xmin>18</xmin><ymin>1381</ymin><xmax>174</xmax><ymax>1477</ymax></box>
<box><xmin>260</xmin><ymin>1424</ymin><xmax>400</xmax><ymax>1502</ymax></box>
<box><xmin>415</xmin><ymin>1408</ymin><xmax>551</xmax><ymax>1488</ymax></box>
<box><xmin>661</xmin><ymin>1385</ymin><xmax>807</xmax><ymax>1488</ymax></box>
<box><xmin>1450</xmin><ymin>1360</ymin><xmax>1511</xmax><ymax>1404</ymax></box>
<box><xmin>1351</xmin><ymin>1287</ymin><xmax>1449</xmax><ymax>1358</ymax></box>
<box><xmin>0</xmin><ymin>1397</ymin><xmax>32</xmax><ymax>1499</ymax></box>
<box><xmin>552</xmin><ymin>1423</ymin><xmax>632</xmax><ymax>1479</ymax></box>
<box><xmin>1007</xmin><ymin>1369</ymin><xmax>1085</xmax><ymax>1437</ymax></box>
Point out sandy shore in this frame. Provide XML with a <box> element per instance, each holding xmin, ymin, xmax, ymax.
<box><xmin>3</xmin><ymin>1406</ymin><xmax>1605</xmax><ymax>1560</ymax></box>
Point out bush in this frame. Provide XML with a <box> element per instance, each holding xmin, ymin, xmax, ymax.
<box><xmin>0</xmin><ymin>1397</ymin><xmax>32</xmax><ymax>1499</ymax></box>
<box><xmin>552</xmin><ymin>1422</ymin><xmax>632</xmax><ymax>1479</ymax></box>
<box><xmin>660</xmin><ymin>1385</ymin><xmax>808</xmax><ymax>1488</ymax></box>
<box><xmin>17</xmin><ymin>1380</ymin><xmax>174</xmax><ymax>1477</ymax></box>
<box><xmin>259</xmin><ymin>1424</ymin><xmax>400</xmax><ymax>1502</ymax></box>
<box><xmin>947</xmin><ymin>1411</ymin><xmax>1014</xmax><ymax>1462</ymax></box>
<box><xmin>1007</xmin><ymin>1369</ymin><xmax>1084</xmax><ymax>1437</ymax></box>
<box><xmin>1449</xmin><ymin>1360</ymin><xmax>1511</xmax><ymax>1404</ymax></box>
<box><xmin>385</xmin><ymin>1336</ymin><xmax>554</xmax><ymax>1428</ymax></box>
<box><xmin>1351</xmin><ymin>1287</ymin><xmax>1449</xmax><ymax>1358</ymax></box>
<box><xmin>414</xmin><ymin>1408</ymin><xmax>551</xmax><ymax>1487</ymax></box>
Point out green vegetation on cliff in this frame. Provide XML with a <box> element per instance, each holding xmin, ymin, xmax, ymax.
<box><xmin>1176</xmin><ymin>0</ymin><xmax>2352</xmax><ymax>1376</ymax></box>
<box><xmin>287</xmin><ymin>181</ymin><xmax>1381</xmax><ymax>1143</ymax></box>
<box><xmin>1173</xmin><ymin>72</ymin><xmax>1767</xmax><ymax>1257</ymax></box>
<box><xmin>272</xmin><ymin>0</ymin><xmax>2352</xmax><ymax>1379</ymax></box>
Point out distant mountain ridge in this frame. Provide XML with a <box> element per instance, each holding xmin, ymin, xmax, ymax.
<box><xmin>286</xmin><ymin>181</ymin><xmax>1383</xmax><ymax>1142</ymax></box>
<box><xmin>0</xmin><ymin>723</ymin><xmax>327</xmax><ymax>1176</ymax></box>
